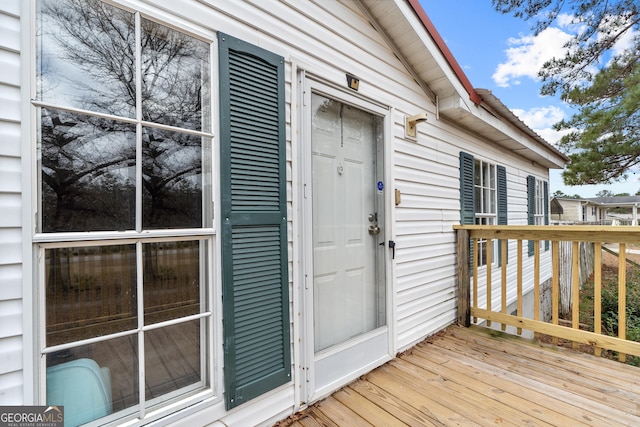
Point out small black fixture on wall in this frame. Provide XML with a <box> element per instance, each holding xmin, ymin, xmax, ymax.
<box><xmin>346</xmin><ymin>74</ymin><xmax>359</xmax><ymax>91</ymax></box>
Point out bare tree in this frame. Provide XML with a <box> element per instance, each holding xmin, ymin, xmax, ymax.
<box><xmin>38</xmin><ymin>0</ymin><xmax>209</xmax><ymax>233</ymax></box>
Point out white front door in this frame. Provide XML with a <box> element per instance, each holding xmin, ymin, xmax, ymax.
<box><xmin>305</xmin><ymin>87</ymin><xmax>389</xmax><ymax>400</ymax></box>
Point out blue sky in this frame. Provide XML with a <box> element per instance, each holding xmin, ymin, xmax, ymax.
<box><xmin>420</xmin><ymin>0</ymin><xmax>639</xmax><ymax>198</ymax></box>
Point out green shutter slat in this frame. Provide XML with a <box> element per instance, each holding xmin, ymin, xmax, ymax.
<box><xmin>497</xmin><ymin>166</ymin><xmax>507</xmax><ymax>225</ymax></box>
<box><xmin>225</xmin><ymin>37</ymin><xmax>282</xmax><ymax>214</ymax></box>
<box><xmin>460</xmin><ymin>152</ymin><xmax>475</xmax><ymax>225</ymax></box>
<box><xmin>219</xmin><ymin>32</ymin><xmax>290</xmax><ymax>410</ymax></box>
<box><xmin>527</xmin><ymin>175</ymin><xmax>536</xmax><ymax>256</ymax></box>
<box><xmin>497</xmin><ymin>165</ymin><xmax>508</xmax><ymax>265</ymax></box>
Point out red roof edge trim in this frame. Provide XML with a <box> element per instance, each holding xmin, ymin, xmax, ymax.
<box><xmin>406</xmin><ymin>0</ymin><xmax>483</xmax><ymax>106</ymax></box>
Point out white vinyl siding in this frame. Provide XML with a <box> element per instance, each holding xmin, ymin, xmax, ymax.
<box><xmin>0</xmin><ymin>1</ymin><xmax>23</xmax><ymax>405</ymax></box>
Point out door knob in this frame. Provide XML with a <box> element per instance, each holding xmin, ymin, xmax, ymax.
<box><xmin>368</xmin><ymin>225</ymin><xmax>381</xmax><ymax>235</ymax></box>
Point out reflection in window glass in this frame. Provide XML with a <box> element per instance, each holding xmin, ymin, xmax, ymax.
<box><xmin>144</xmin><ymin>241</ymin><xmax>200</xmax><ymax>325</ymax></box>
<box><xmin>142</xmin><ymin>128</ymin><xmax>204</xmax><ymax>229</ymax></box>
<box><xmin>36</xmin><ymin>0</ymin><xmax>136</xmax><ymax>118</ymax></box>
<box><xmin>44</xmin><ymin>239</ymin><xmax>209</xmax><ymax>421</ymax></box>
<box><xmin>46</xmin><ymin>335</ymin><xmax>138</xmax><ymax>423</ymax></box>
<box><xmin>141</xmin><ymin>18</ymin><xmax>210</xmax><ymax>132</ymax></box>
<box><xmin>45</xmin><ymin>245</ymin><xmax>137</xmax><ymax>347</ymax></box>
<box><xmin>40</xmin><ymin>108</ymin><xmax>136</xmax><ymax>233</ymax></box>
<box><xmin>36</xmin><ymin>0</ymin><xmax>213</xmax><ymax>422</ymax></box>
<box><xmin>145</xmin><ymin>320</ymin><xmax>201</xmax><ymax>401</ymax></box>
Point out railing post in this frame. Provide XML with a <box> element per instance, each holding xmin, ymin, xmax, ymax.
<box><xmin>457</xmin><ymin>228</ymin><xmax>471</xmax><ymax>327</ymax></box>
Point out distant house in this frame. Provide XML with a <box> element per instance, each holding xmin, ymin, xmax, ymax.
<box><xmin>551</xmin><ymin>198</ymin><xmax>600</xmax><ymax>223</ymax></box>
<box><xmin>1</xmin><ymin>0</ymin><xmax>567</xmax><ymax>425</ymax></box>
<box><xmin>551</xmin><ymin>196</ymin><xmax>640</xmax><ymax>224</ymax></box>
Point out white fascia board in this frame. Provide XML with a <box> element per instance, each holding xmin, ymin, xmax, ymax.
<box><xmin>390</xmin><ymin>0</ymin><xmax>471</xmax><ymax>103</ymax></box>
<box><xmin>439</xmin><ymin>93</ymin><xmax>566</xmax><ymax>169</ymax></box>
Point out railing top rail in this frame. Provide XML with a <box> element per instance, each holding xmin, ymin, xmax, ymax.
<box><xmin>453</xmin><ymin>225</ymin><xmax>640</xmax><ymax>243</ymax></box>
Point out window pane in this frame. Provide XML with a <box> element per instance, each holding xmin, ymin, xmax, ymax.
<box><xmin>37</xmin><ymin>0</ymin><xmax>136</xmax><ymax>118</ymax></box>
<box><xmin>489</xmin><ymin>164</ymin><xmax>495</xmax><ymax>188</ymax></box>
<box><xmin>46</xmin><ymin>245</ymin><xmax>137</xmax><ymax>347</ymax></box>
<box><xmin>142</xmin><ymin>128</ymin><xmax>204</xmax><ymax>229</ymax></box>
<box><xmin>144</xmin><ymin>241</ymin><xmax>201</xmax><ymax>325</ymax></box>
<box><xmin>141</xmin><ymin>18</ymin><xmax>210</xmax><ymax>132</ymax></box>
<box><xmin>484</xmin><ymin>189</ymin><xmax>491</xmax><ymax>213</ymax></box>
<box><xmin>536</xmin><ymin>180</ymin><xmax>544</xmax><ymax>214</ymax></box>
<box><xmin>489</xmin><ymin>189</ymin><xmax>496</xmax><ymax>214</ymax></box>
<box><xmin>145</xmin><ymin>320</ymin><xmax>202</xmax><ymax>400</ymax></box>
<box><xmin>46</xmin><ymin>336</ymin><xmax>139</xmax><ymax>422</ymax></box>
<box><xmin>474</xmin><ymin>160</ymin><xmax>481</xmax><ymax>185</ymax></box>
<box><xmin>478</xmin><ymin>240</ymin><xmax>487</xmax><ymax>266</ymax></box>
<box><xmin>475</xmin><ymin>187</ymin><xmax>482</xmax><ymax>213</ymax></box>
<box><xmin>40</xmin><ymin>108</ymin><xmax>136</xmax><ymax>233</ymax></box>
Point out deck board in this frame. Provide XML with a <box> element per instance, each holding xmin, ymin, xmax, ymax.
<box><xmin>393</xmin><ymin>355</ymin><xmax>560</xmax><ymax>426</ymax></box>
<box><xmin>348</xmin><ymin>380</ymin><xmax>441</xmax><ymax>426</ymax></box>
<box><xmin>417</xmin><ymin>337</ymin><xmax>622</xmax><ymax>425</ymax></box>
<box><xmin>332</xmin><ymin>386</ymin><xmax>410</xmax><ymax>426</ymax></box>
<box><xmin>407</xmin><ymin>345</ymin><xmax>581</xmax><ymax>426</ymax></box>
<box><xmin>277</xmin><ymin>326</ymin><xmax>640</xmax><ymax>426</ymax></box>
<box><xmin>432</xmin><ymin>334</ymin><xmax>638</xmax><ymax>413</ymax></box>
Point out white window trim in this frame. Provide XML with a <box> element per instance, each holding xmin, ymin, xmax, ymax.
<box><xmin>534</xmin><ymin>178</ymin><xmax>544</xmax><ymax>224</ymax></box>
<box><xmin>474</xmin><ymin>159</ymin><xmax>497</xmax><ymax>266</ymax></box>
<box><xmin>25</xmin><ymin>1</ymin><xmax>224</xmax><ymax>423</ymax></box>
<box><xmin>534</xmin><ymin>179</ymin><xmax>546</xmax><ymax>252</ymax></box>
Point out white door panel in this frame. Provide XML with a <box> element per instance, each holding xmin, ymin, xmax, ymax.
<box><xmin>309</xmin><ymin>91</ymin><xmax>387</xmax><ymax>397</ymax></box>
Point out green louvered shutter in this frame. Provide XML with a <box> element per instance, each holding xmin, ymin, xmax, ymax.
<box><xmin>460</xmin><ymin>152</ymin><xmax>475</xmax><ymax>269</ymax></box>
<box><xmin>460</xmin><ymin>152</ymin><xmax>475</xmax><ymax>225</ymax></box>
<box><xmin>497</xmin><ymin>165</ymin><xmax>508</xmax><ymax>265</ymax></box>
<box><xmin>527</xmin><ymin>175</ymin><xmax>536</xmax><ymax>256</ymax></box>
<box><xmin>219</xmin><ymin>33</ymin><xmax>290</xmax><ymax>410</ymax></box>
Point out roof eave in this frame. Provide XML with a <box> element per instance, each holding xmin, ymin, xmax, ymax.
<box><xmin>405</xmin><ymin>0</ymin><xmax>482</xmax><ymax>106</ymax></box>
<box><xmin>358</xmin><ymin>0</ymin><xmax>568</xmax><ymax>169</ymax></box>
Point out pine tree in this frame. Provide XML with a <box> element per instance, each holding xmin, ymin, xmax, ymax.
<box><xmin>493</xmin><ymin>0</ymin><xmax>640</xmax><ymax>184</ymax></box>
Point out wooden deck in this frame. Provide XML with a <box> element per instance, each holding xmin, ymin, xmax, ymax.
<box><xmin>278</xmin><ymin>326</ymin><xmax>640</xmax><ymax>426</ymax></box>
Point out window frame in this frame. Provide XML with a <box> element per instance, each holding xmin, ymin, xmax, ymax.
<box><xmin>534</xmin><ymin>179</ymin><xmax>545</xmax><ymax>250</ymax></box>
<box><xmin>30</xmin><ymin>1</ymin><xmax>221</xmax><ymax>424</ymax></box>
<box><xmin>474</xmin><ymin>159</ymin><xmax>497</xmax><ymax>267</ymax></box>
<box><xmin>460</xmin><ymin>153</ymin><xmax>507</xmax><ymax>269</ymax></box>
<box><xmin>527</xmin><ymin>175</ymin><xmax>549</xmax><ymax>255</ymax></box>
<box><xmin>534</xmin><ymin>178</ymin><xmax>545</xmax><ymax>225</ymax></box>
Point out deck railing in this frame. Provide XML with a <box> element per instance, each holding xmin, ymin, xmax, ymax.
<box><xmin>454</xmin><ymin>225</ymin><xmax>640</xmax><ymax>362</ymax></box>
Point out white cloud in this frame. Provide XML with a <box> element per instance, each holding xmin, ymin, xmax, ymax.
<box><xmin>512</xmin><ymin>105</ymin><xmax>571</xmax><ymax>145</ymax></box>
<box><xmin>536</xmin><ymin>126</ymin><xmax>573</xmax><ymax>146</ymax></box>
<box><xmin>492</xmin><ymin>11</ymin><xmax>638</xmax><ymax>88</ymax></box>
<box><xmin>609</xmin><ymin>24</ymin><xmax>638</xmax><ymax>58</ymax></box>
<box><xmin>556</xmin><ymin>13</ymin><xmax>577</xmax><ymax>28</ymax></box>
<box><xmin>492</xmin><ymin>27</ymin><xmax>573</xmax><ymax>87</ymax></box>
<box><xmin>512</xmin><ymin>105</ymin><xmax>564</xmax><ymax>129</ymax></box>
